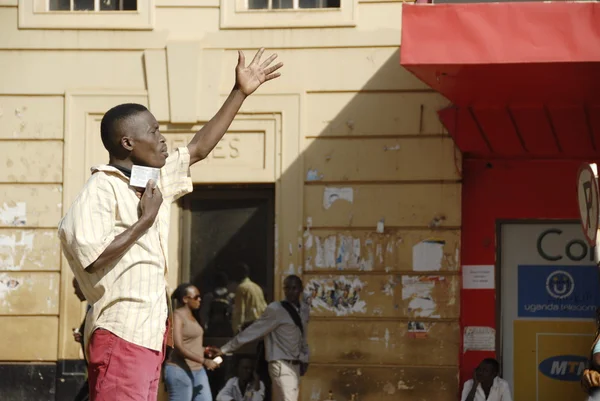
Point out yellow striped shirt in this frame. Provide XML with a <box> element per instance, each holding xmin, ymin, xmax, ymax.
<box><xmin>59</xmin><ymin>147</ymin><xmax>193</xmax><ymax>353</ymax></box>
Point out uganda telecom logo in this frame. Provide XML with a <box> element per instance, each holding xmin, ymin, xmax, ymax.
<box><xmin>545</xmin><ymin>270</ymin><xmax>574</xmax><ymax>300</ymax></box>
<box><xmin>518</xmin><ymin>265</ymin><xmax>599</xmax><ymax>318</ymax></box>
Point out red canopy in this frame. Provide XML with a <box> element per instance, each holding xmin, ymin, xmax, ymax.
<box><xmin>401</xmin><ymin>2</ymin><xmax>600</xmax><ymax>158</ymax></box>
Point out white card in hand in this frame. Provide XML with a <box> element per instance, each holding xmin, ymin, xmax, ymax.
<box><xmin>130</xmin><ymin>165</ymin><xmax>160</xmax><ymax>188</ymax></box>
<box><xmin>213</xmin><ymin>356</ymin><xmax>223</xmax><ymax>365</ymax></box>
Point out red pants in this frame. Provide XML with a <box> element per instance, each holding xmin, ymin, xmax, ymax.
<box><xmin>88</xmin><ymin>329</ymin><xmax>166</xmax><ymax>401</ymax></box>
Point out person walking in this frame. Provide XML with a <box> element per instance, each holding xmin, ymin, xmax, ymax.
<box><xmin>165</xmin><ymin>283</ymin><xmax>218</xmax><ymax>401</ymax></box>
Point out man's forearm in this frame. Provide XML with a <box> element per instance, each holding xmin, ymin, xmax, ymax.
<box><xmin>86</xmin><ymin>217</ymin><xmax>151</xmax><ymax>273</ymax></box>
<box><xmin>187</xmin><ymin>88</ymin><xmax>246</xmax><ymax>165</ymax></box>
<box><xmin>222</xmin><ymin>320</ymin><xmax>273</xmax><ymax>353</ymax></box>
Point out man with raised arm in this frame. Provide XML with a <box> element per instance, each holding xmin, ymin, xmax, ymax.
<box><xmin>58</xmin><ymin>48</ymin><xmax>282</xmax><ymax>401</ymax></box>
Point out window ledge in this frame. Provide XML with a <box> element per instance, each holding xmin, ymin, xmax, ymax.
<box><xmin>220</xmin><ymin>0</ymin><xmax>357</xmax><ymax>29</ymax></box>
<box><xmin>18</xmin><ymin>0</ymin><xmax>155</xmax><ymax>30</ymax></box>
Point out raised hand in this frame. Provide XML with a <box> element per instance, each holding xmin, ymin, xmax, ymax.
<box><xmin>235</xmin><ymin>48</ymin><xmax>283</xmax><ymax>97</ymax></box>
<box><xmin>472</xmin><ymin>368</ymin><xmax>480</xmax><ymax>385</ymax></box>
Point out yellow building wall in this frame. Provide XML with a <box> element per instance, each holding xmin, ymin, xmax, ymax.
<box><xmin>0</xmin><ymin>0</ymin><xmax>460</xmax><ymax>400</ymax></box>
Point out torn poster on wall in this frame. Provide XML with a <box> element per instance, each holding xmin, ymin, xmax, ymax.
<box><xmin>307</xmin><ymin>234</ymin><xmax>374</xmax><ymax>271</ymax></box>
<box><xmin>306</xmin><ymin>169</ymin><xmax>323</xmax><ymax>182</ymax></box>
<box><xmin>402</xmin><ymin>276</ymin><xmax>444</xmax><ymax>318</ymax></box>
<box><xmin>305</xmin><ymin>276</ymin><xmax>366</xmax><ymax>316</ymax></box>
<box><xmin>0</xmin><ymin>202</ymin><xmax>26</xmax><ymax>226</ymax></box>
<box><xmin>412</xmin><ymin>239</ymin><xmax>445</xmax><ymax>271</ymax></box>
<box><xmin>323</xmin><ymin>187</ymin><xmax>353</xmax><ymax>210</ymax></box>
<box><xmin>0</xmin><ymin>231</ymin><xmax>34</xmax><ymax>270</ymax></box>
<box><xmin>0</xmin><ymin>273</ymin><xmax>21</xmax><ymax>308</ymax></box>
<box><xmin>407</xmin><ymin>321</ymin><xmax>430</xmax><ymax>339</ymax></box>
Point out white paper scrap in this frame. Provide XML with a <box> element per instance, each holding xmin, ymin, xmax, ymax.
<box><xmin>463</xmin><ymin>326</ymin><xmax>495</xmax><ymax>352</ymax></box>
<box><xmin>323</xmin><ymin>187</ymin><xmax>353</xmax><ymax>209</ymax></box>
<box><xmin>130</xmin><ymin>165</ymin><xmax>160</xmax><ymax>188</ymax></box>
<box><xmin>462</xmin><ymin>265</ymin><xmax>495</xmax><ymax>289</ymax></box>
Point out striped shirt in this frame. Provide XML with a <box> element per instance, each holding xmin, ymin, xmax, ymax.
<box><xmin>58</xmin><ymin>147</ymin><xmax>193</xmax><ymax>353</ymax></box>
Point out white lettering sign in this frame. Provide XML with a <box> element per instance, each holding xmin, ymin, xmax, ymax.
<box><xmin>462</xmin><ymin>265</ymin><xmax>495</xmax><ymax>289</ymax></box>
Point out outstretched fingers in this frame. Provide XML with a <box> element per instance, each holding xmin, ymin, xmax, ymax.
<box><xmin>250</xmin><ymin>47</ymin><xmax>265</xmax><ymax>66</ymax></box>
<box><xmin>260</xmin><ymin>53</ymin><xmax>278</xmax><ymax>69</ymax></box>
<box><xmin>265</xmin><ymin>72</ymin><xmax>282</xmax><ymax>82</ymax></box>
<box><xmin>264</xmin><ymin>62</ymin><xmax>283</xmax><ymax>77</ymax></box>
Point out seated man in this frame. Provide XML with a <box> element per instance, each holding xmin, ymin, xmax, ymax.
<box><xmin>216</xmin><ymin>357</ymin><xmax>265</xmax><ymax>401</ymax></box>
<box><xmin>461</xmin><ymin>358</ymin><xmax>512</xmax><ymax>401</ymax></box>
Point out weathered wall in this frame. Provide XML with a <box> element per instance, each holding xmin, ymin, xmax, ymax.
<box><xmin>300</xmin><ymin>94</ymin><xmax>460</xmax><ymax>399</ymax></box>
<box><xmin>0</xmin><ymin>0</ymin><xmax>459</xmax><ymax>399</ymax></box>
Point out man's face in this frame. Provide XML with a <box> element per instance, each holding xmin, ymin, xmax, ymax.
<box><xmin>475</xmin><ymin>363</ymin><xmax>495</xmax><ymax>383</ymax></box>
<box><xmin>238</xmin><ymin>359</ymin><xmax>254</xmax><ymax>381</ymax></box>
<box><xmin>125</xmin><ymin>111</ymin><xmax>168</xmax><ymax>168</ymax></box>
<box><xmin>283</xmin><ymin>277</ymin><xmax>302</xmax><ymax>304</ymax></box>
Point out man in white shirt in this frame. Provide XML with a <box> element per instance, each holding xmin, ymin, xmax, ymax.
<box><xmin>461</xmin><ymin>358</ymin><xmax>513</xmax><ymax>401</ymax></box>
<box><xmin>217</xmin><ymin>357</ymin><xmax>265</xmax><ymax>401</ymax></box>
<box><xmin>214</xmin><ymin>275</ymin><xmax>309</xmax><ymax>401</ymax></box>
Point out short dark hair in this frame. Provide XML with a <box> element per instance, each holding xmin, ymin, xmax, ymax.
<box><xmin>481</xmin><ymin>358</ymin><xmax>500</xmax><ymax>375</ymax></box>
<box><xmin>235</xmin><ymin>262</ymin><xmax>250</xmax><ymax>279</ymax></box>
<box><xmin>100</xmin><ymin>103</ymin><xmax>148</xmax><ymax>157</ymax></box>
<box><xmin>284</xmin><ymin>274</ymin><xmax>303</xmax><ymax>288</ymax></box>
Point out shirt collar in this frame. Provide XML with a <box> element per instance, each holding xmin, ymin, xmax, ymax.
<box><xmin>475</xmin><ymin>377</ymin><xmax>501</xmax><ymax>398</ymax></box>
<box><xmin>90</xmin><ymin>164</ymin><xmax>130</xmax><ymax>180</ymax></box>
<box><xmin>109</xmin><ymin>164</ymin><xmax>132</xmax><ymax>178</ymax></box>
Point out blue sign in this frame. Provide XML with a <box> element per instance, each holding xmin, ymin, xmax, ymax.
<box><xmin>538</xmin><ymin>355</ymin><xmax>587</xmax><ymax>381</ymax></box>
<box><xmin>518</xmin><ymin>265</ymin><xmax>600</xmax><ymax>318</ymax></box>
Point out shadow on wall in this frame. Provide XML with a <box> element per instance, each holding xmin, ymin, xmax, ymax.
<box><xmin>174</xmin><ymin>48</ymin><xmax>462</xmax><ymax>401</ymax></box>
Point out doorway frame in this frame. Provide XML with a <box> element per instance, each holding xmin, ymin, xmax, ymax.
<box><xmin>171</xmin><ymin>93</ymin><xmax>305</xmax><ymax>302</ymax></box>
<box><xmin>180</xmin><ymin>183</ymin><xmax>276</xmax><ymax>301</ymax></box>
<box><xmin>494</xmin><ymin>218</ymin><xmax>580</xmax><ymax>377</ymax></box>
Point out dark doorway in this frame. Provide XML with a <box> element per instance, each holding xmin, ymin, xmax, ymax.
<box><xmin>182</xmin><ymin>184</ymin><xmax>275</xmax><ymax>304</ymax></box>
<box><xmin>180</xmin><ymin>184</ymin><xmax>275</xmax><ymax>399</ymax></box>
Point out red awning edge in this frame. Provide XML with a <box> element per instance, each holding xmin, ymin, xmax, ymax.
<box><xmin>401</xmin><ymin>2</ymin><xmax>600</xmax><ymax>66</ymax></box>
<box><xmin>400</xmin><ymin>2</ymin><xmax>600</xmax><ymax>158</ymax></box>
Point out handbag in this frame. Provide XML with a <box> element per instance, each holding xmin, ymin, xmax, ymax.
<box><xmin>582</xmin><ymin>332</ymin><xmax>600</xmax><ymax>393</ymax></box>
